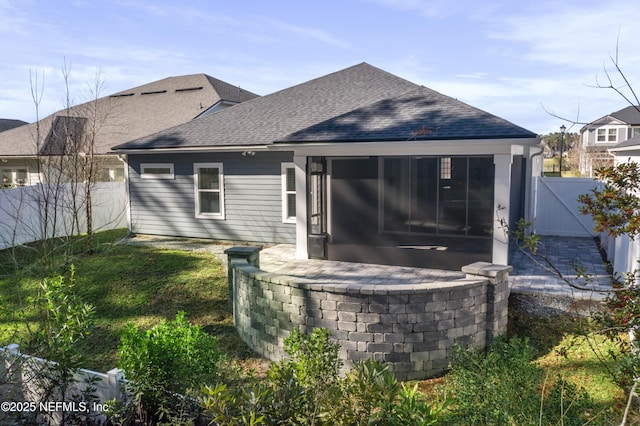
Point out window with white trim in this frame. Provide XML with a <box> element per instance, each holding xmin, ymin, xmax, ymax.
<box><xmin>281</xmin><ymin>163</ymin><xmax>296</xmax><ymax>223</ymax></box>
<box><xmin>1</xmin><ymin>168</ymin><xmax>28</xmax><ymax>187</ymax></box>
<box><xmin>596</xmin><ymin>127</ymin><xmax>618</xmax><ymax>143</ymax></box>
<box><xmin>100</xmin><ymin>167</ymin><xmax>125</xmax><ymax>182</ymax></box>
<box><xmin>141</xmin><ymin>163</ymin><xmax>174</xmax><ymax>179</ymax></box>
<box><xmin>194</xmin><ymin>163</ymin><xmax>224</xmax><ymax>219</ymax></box>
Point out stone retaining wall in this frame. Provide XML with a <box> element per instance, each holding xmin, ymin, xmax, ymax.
<box><xmin>225</xmin><ymin>247</ymin><xmax>511</xmax><ymax>380</ymax></box>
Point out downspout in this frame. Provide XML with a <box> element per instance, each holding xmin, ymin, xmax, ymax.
<box><xmin>529</xmin><ymin>146</ymin><xmax>544</xmax><ymax>236</ymax></box>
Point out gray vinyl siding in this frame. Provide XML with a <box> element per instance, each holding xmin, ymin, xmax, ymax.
<box><xmin>127</xmin><ymin>151</ymin><xmax>296</xmax><ymax>244</ymax></box>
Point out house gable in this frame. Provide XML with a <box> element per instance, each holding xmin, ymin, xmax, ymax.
<box><xmin>579</xmin><ymin>106</ymin><xmax>640</xmax><ymax>176</ymax></box>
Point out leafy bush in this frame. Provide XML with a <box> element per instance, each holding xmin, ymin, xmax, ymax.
<box><xmin>27</xmin><ymin>266</ymin><xmax>95</xmax><ymax>367</ymax></box>
<box><xmin>273</xmin><ymin>326</ymin><xmax>342</xmax><ymax>388</ymax></box>
<box><xmin>201</xmin><ymin>327</ymin><xmax>446</xmax><ymax>425</ymax></box>
<box><xmin>337</xmin><ymin>360</ymin><xmax>445</xmax><ymax>425</ymax></box>
<box><xmin>22</xmin><ymin>267</ymin><xmax>98</xmax><ymax>425</ymax></box>
<box><xmin>116</xmin><ymin>311</ymin><xmax>221</xmax><ymax>424</ymax></box>
<box><xmin>442</xmin><ymin>336</ymin><xmax>596</xmax><ymax>425</ymax></box>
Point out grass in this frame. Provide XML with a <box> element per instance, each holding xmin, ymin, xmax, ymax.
<box><xmin>506</xmin><ymin>296</ymin><xmax>630</xmax><ymax>422</ymax></box>
<box><xmin>0</xmin><ymin>229</ymin><xmax>258</xmax><ymax>372</ymax></box>
<box><xmin>0</xmin><ymin>230</ymin><xmax>634</xmax><ymax>421</ymax></box>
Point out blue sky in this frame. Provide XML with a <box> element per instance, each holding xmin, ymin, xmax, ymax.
<box><xmin>2</xmin><ymin>0</ymin><xmax>640</xmax><ymax>135</ymax></box>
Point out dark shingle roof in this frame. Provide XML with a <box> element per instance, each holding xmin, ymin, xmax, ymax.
<box><xmin>611</xmin><ymin>135</ymin><xmax>640</xmax><ymax>150</ymax></box>
<box><xmin>113</xmin><ymin>63</ymin><xmax>537</xmax><ymax>151</ymax></box>
<box><xmin>278</xmin><ymin>86</ymin><xmax>537</xmax><ymax>143</ymax></box>
<box><xmin>113</xmin><ymin>63</ymin><xmax>421</xmax><ymax>150</ymax></box>
<box><xmin>610</xmin><ymin>106</ymin><xmax>640</xmax><ymax>125</ymax></box>
<box><xmin>0</xmin><ymin>119</ymin><xmax>28</xmax><ymax>133</ymax></box>
<box><xmin>0</xmin><ymin>74</ymin><xmax>259</xmax><ymax>156</ymax></box>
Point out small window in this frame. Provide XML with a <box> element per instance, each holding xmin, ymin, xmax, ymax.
<box><xmin>596</xmin><ymin>128</ymin><xmax>618</xmax><ymax>143</ymax></box>
<box><xmin>141</xmin><ymin>163</ymin><xmax>174</xmax><ymax>179</ymax></box>
<box><xmin>1</xmin><ymin>167</ymin><xmax>29</xmax><ymax>187</ymax></box>
<box><xmin>282</xmin><ymin>163</ymin><xmax>296</xmax><ymax>223</ymax></box>
<box><xmin>440</xmin><ymin>157</ymin><xmax>452</xmax><ymax>180</ymax></box>
<box><xmin>15</xmin><ymin>169</ymin><xmax>27</xmax><ymax>185</ymax></box>
<box><xmin>194</xmin><ymin>163</ymin><xmax>224</xmax><ymax>219</ymax></box>
<box><xmin>114</xmin><ymin>167</ymin><xmax>125</xmax><ymax>182</ymax></box>
<box><xmin>1</xmin><ymin>168</ymin><xmax>13</xmax><ymax>187</ymax></box>
<box><xmin>101</xmin><ymin>167</ymin><xmax>126</xmax><ymax>182</ymax></box>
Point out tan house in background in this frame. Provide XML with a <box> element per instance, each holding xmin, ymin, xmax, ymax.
<box><xmin>0</xmin><ymin>74</ymin><xmax>258</xmax><ymax>187</ymax></box>
<box><xmin>579</xmin><ymin>106</ymin><xmax>640</xmax><ymax>177</ymax></box>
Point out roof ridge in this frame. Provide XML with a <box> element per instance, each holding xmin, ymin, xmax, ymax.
<box><xmin>202</xmin><ymin>74</ymin><xmax>260</xmax><ymax>99</ymax></box>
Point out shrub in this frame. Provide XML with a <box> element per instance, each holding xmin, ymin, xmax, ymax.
<box><xmin>201</xmin><ymin>327</ymin><xmax>446</xmax><ymax>425</ymax></box>
<box><xmin>116</xmin><ymin>311</ymin><xmax>221</xmax><ymax>424</ymax></box>
<box><xmin>22</xmin><ymin>267</ymin><xmax>98</xmax><ymax>425</ymax></box>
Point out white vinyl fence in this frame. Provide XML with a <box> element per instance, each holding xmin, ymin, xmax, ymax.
<box><xmin>0</xmin><ymin>182</ymin><xmax>127</xmax><ymax>250</ymax></box>
<box><xmin>532</xmin><ymin>176</ymin><xmax>640</xmax><ymax>277</ymax></box>
<box><xmin>531</xmin><ymin>176</ymin><xmax>603</xmax><ymax>237</ymax></box>
<box><xmin>599</xmin><ymin>232</ymin><xmax>640</xmax><ymax>277</ymax></box>
<box><xmin>1</xmin><ymin>344</ymin><xmax>124</xmax><ymax>425</ymax></box>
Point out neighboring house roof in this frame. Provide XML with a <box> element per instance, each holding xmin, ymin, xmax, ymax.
<box><xmin>610</xmin><ymin>106</ymin><xmax>640</xmax><ymax>125</ymax></box>
<box><xmin>0</xmin><ymin>74</ymin><xmax>259</xmax><ymax>157</ymax></box>
<box><xmin>582</xmin><ymin>106</ymin><xmax>640</xmax><ymax>132</ymax></box>
<box><xmin>113</xmin><ymin>63</ymin><xmax>537</xmax><ymax>151</ymax></box>
<box><xmin>0</xmin><ymin>119</ymin><xmax>28</xmax><ymax>133</ymax></box>
<box><xmin>610</xmin><ymin>135</ymin><xmax>640</xmax><ymax>152</ymax></box>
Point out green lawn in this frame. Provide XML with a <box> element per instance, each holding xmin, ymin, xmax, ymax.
<box><xmin>507</xmin><ymin>298</ymin><xmax>629</xmax><ymax>422</ymax></box>
<box><xmin>0</xmin><ymin>230</ymin><xmax>632</xmax><ymax>421</ymax></box>
<box><xmin>0</xmin><ymin>229</ymin><xmax>257</xmax><ymax>372</ymax></box>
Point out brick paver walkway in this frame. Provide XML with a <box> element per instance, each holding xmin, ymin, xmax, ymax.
<box><xmin>509</xmin><ymin>236</ymin><xmax>612</xmax><ymax>300</ymax></box>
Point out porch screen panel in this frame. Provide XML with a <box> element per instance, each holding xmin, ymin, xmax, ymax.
<box><xmin>383</xmin><ymin>158</ymin><xmax>411</xmax><ymax>232</ymax></box>
<box><xmin>382</xmin><ymin>156</ymin><xmax>494</xmax><ymax>237</ymax></box>
<box><xmin>410</xmin><ymin>158</ymin><xmax>438</xmax><ymax>233</ymax></box>
<box><xmin>468</xmin><ymin>157</ymin><xmax>495</xmax><ymax>236</ymax></box>
<box><xmin>438</xmin><ymin>157</ymin><xmax>468</xmax><ymax>235</ymax></box>
<box><xmin>331</xmin><ymin>158</ymin><xmax>379</xmax><ymax>243</ymax></box>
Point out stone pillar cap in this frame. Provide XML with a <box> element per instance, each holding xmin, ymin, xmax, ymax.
<box><xmin>462</xmin><ymin>261</ymin><xmax>513</xmax><ymax>278</ymax></box>
<box><xmin>224</xmin><ymin>246</ymin><xmax>263</xmax><ymax>255</ymax></box>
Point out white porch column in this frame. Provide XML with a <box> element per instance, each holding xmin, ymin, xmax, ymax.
<box><xmin>493</xmin><ymin>154</ymin><xmax>513</xmax><ymax>265</ymax></box>
<box><xmin>294</xmin><ymin>155</ymin><xmax>308</xmax><ymax>259</ymax></box>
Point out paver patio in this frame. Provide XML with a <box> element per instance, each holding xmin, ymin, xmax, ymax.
<box><xmin>125</xmin><ymin>234</ymin><xmax>613</xmax><ymax>300</ymax></box>
<box><xmin>259</xmin><ymin>236</ymin><xmax>613</xmax><ymax>300</ymax></box>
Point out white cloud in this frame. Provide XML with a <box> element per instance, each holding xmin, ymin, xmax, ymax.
<box><xmin>259</xmin><ymin>17</ymin><xmax>351</xmax><ymax>49</ymax></box>
<box><xmin>369</xmin><ymin>0</ymin><xmax>483</xmax><ymax>18</ymax></box>
<box><xmin>488</xmin><ymin>1</ymin><xmax>640</xmax><ymax>70</ymax></box>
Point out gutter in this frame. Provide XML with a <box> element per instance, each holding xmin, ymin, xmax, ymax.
<box><xmin>110</xmin><ymin>145</ymin><xmax>271</xmax><ymax>155</ymax></box>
